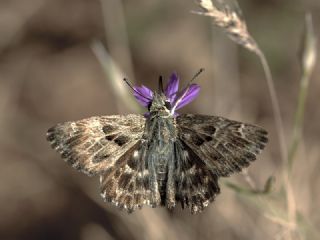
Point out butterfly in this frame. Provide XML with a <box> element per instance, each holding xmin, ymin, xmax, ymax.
<box><xmin>46</xmin><ymin>70</ymin><xmax>268</xmax><ymax>214</ymax></box>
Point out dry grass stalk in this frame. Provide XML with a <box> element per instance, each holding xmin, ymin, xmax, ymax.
<box><xmin>91</xmin><ymin>41</ymin><xmax>140</xmax><ymax>113</ymax></box>
<box><xmin>193</xmin><ymin>0</ymin><xmax>259</xmax><ymax>54</ymax></box>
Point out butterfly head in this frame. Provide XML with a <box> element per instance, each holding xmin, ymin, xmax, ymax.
<box><xmin>132</xmin><ymin>72</ymin><xmax>201</xmax><ymax>117</ymax></box>
<box><xmin>148</xmin><ymin>92</ymin><xmax>172</xmax><ymax>117</ymax></box>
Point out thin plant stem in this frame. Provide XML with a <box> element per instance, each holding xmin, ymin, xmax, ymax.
<box><xmin>100</xmin><ymin>0</ymin><xmax>135</xmax><ymax>81</ymax></box>
<box><xmin>288</xmin><ymin>73</ymin><xmax>309</xmax><ymax>171</ymax></box>
<box><xmin>251</xmin><ymin>51</ymin><xmax>297</xmax><ymax>239</ymax></box>
<box><xmin>257</xmin><ymin>50</ymin><xmax>288</xmax><ymax>163</ymax></box>
<box><xmin>288</xmin><ymin>13</ymin><xmax>317</xmax><ymax>173</ymax></box>
<box><xmin>91</xmin><ymin>41</ymin><xmax>140</xmax><ymax>113</ymax></box>
<box><xmin>285</xmin><ymin>13</ymin><xmax>317</xmax><ymax>240</ymax></box>
<box><xmin>257</xmin><ymin>48</ymin><xmax>296</xmax><ymax>240</ymax></box>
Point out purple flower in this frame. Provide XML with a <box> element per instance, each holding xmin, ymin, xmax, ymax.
<box><xmin>173</xmin><ymin>84</ymin><xmax>200</xmax><ymax>111</ymax></box>
<box><xmin>133</xmin><ymin>72</ymin><xmax>200</xmax><ymax>114</ymax></box>
<box><xmin>165</xmin><ymin>72</ymin><xmax>179</xmax><ymax>103</ymax></box>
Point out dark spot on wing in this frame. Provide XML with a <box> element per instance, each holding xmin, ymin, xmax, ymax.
<box><xmin>202</xmin><ymin>125</ymin><xmax>216</xmax><ymax>135</ymax></box>
<box><xmin>66</xmin><ymin>153</ymin><xmax>78</xmax><ymax>165</ymax></box>
<box><xmin>61</xmin><ymin>150</ymin><xmax>71</xmax><ymax>159</ymax></box>
<box><xmin>127</xmin><ymin>155</ymin><xmax>138</xmax><ymax>170</ymax></box>
<box><xmin>114</xmin><ymin>169</ymin><xmax>121</xmax><ymax>178</ymax></box>
<box><xmin>191</xmin><ymin>135</ymin><xmax>205</xmax><ymax>146</ymax></box>
<box><xmin>65</xmin><ymin>135</ymin><xmax>83</xmax><ymax>149</ymax></box>
<box><xmin>92</xmin><ymin>153</ymin><xmax>110</xmax><ymax>163</ymax></box>
<box><xmin>114</xmin><ymin>135</ymin><xmax>129</xmax><ymax>146</ymax></box>
<box><xmin>204</xmin><ymin>135</ymin><xmax>213</xmax><ymax>142</ymax></box>
<box><xmin>47</xmin><ymin>126</ymin><xmax>55</xmax><ymax>133</ymax></box>
<box><xmin>255</xmin><ymin>128</ymin><xmax>268</xmax><ymax>136</ymax></box>
<box><xmin>106</xmin><ymin>134</ymin><xmax>117</xmax><ymax>141</ymax></box>
<box><xmin>47</xmin><ymin>133</ymin><xmax>55</xmax><ymax>141</ymax></box>
<box><xmin>243</xmin><ymin>152</ymin><xmax>256</xmax><ymax>161</ymax></box>
<box><xmin>103</xmin><ymin>125</ymin><xmax>117</xmax><ymax>134</ymax></box>
<box><xmin>258</xmin><ymin>135</ymin><xmax>268</xmax><ymax>143</ymax></box>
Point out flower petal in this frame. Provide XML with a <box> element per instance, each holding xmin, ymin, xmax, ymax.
<box><xmin>164</xmin><ymin>72</ymin><xmax>179</xmax><ymax>103</ymax></box>
<box><xmin>175</xmin><ymin>84</ymin><xmax>200</xmax><ymax>110</ymax></box>
<box><xmin>133</xmin><ymin>85</ymin><xmax>153</xmax><ymax>107</ymax></box>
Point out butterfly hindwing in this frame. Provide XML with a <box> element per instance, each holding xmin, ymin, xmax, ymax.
<box><xmin>173</xmin><ymin>140</ymin><xmax>220</xmax><ymax>214</ymax></box>
<box><xmin>176</xmin><ymin>114</ymin><xmax>268</xmax><ymax>177</ymax></box>
<box><xmin>99</xmin><ymin>142</ymin><xmax>153</xmax><ymax>212</ymax></box>
<box><xmin>46</xmin><ymin>114</ymin><xmax>146</xmax><ymax>176</ymax></box>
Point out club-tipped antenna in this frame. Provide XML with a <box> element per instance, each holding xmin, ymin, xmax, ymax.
<box><xmin>123</xmin><ymin>78</ymin><xmax>152</xmax><ymax>101</ymax></box>
<box><xmin>158</xmin><ymin>75</ymin><xmax>164</xmax><ymax>93</ymax></box>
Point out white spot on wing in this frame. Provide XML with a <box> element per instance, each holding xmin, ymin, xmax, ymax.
<box><xmin>238</xmin><ymin>124</ymin><xmax>246</xmax><ymax>138</ymax></box>
<box><xmin>133</xmin><ymin>150</ymin><xmax>139</xmax><ymax>159</ymax></box>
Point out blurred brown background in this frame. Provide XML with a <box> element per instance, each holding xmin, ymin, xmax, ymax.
<box><xmin>0</xmin><ymin>0</ymin><xmax>319</xmax><ymax>240</ymax></box>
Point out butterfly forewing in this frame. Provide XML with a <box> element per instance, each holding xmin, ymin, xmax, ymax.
<box><xmin>46</xmin><ymin>114</ymin><xmax>145</xmax><ymax>176</ymax></box>
<box><xmin>176</xmin><ymin>114</ymin><xmax>268</xmax><ymax>177</ymax></box>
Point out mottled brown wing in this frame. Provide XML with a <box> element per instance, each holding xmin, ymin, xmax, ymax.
<box><xmin>99</xmin><ymin>142</ymin><xmax>152</xmax><ymax>212</ymax></box>
<box><xmin>176</xmin><ymin>114</ymin><xmax>268</xmax><ymax>177</ymax></box>
<box><xmin>46</xmin><ymin>114</ymin><xmax>145</xmax><ymax>176</ymax></box>
<box><xmin>174</xmin><ymin>140</ymin><xmax>220</xmax><ymax>214</ymax></box>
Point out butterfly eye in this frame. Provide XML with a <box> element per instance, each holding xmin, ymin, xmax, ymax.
<box><xmin>147</xmin><ymin>102</ymin><xmax>152</xmax><ymax>111</ymax></box>
<box><xmin>164</xmin><ymin>101</ymin><xmax>171</xmax><ymax>110</ymax></box>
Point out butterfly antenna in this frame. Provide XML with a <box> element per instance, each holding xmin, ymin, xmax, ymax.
<box><xmin>177</xmin><ymin>68</ymin><xmax>204</xmax><ymax>96</ymax></box>
<box><xmin>190</xmin><ymin>68</ymin><xmax>205</xmax><ymax>85</ymax></box>
<box><xmin>158</xmin><ymin>75</ymin><xmax>164</xmax><ymax>94</ymax></box>
<box><xmin>123</xmin><ymin>78</ymin><xmax>152</xmax><ymax>101</ymax></box>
